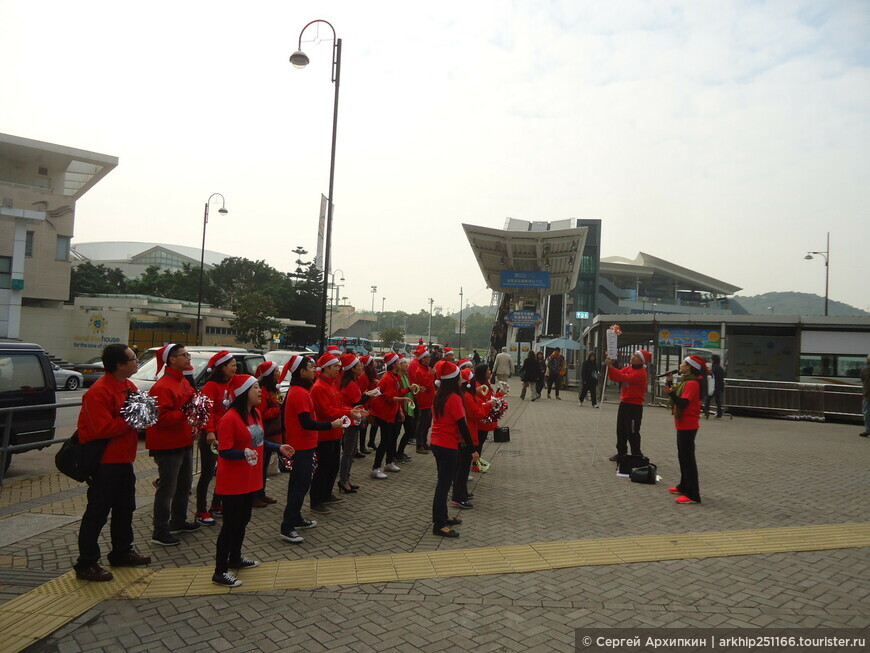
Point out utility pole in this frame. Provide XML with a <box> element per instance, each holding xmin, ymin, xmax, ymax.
<box><xmin>458</xmin><ymin>287</ymin><xmax>464</xmax><ymax>357</ymax></box>
<box><xmin>427</xmin><ymin>297</ymin><xmax>434</xmax><ymax>345</ymax></box>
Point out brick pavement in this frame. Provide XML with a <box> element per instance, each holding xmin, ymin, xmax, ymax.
<box><xmin>1</xmin><ymin>390</ymin><xmax>867</xmax><ymax>651</ymax></box>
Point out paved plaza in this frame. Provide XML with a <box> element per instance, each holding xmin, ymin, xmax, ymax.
<box><xmin>0</xmin><ymin>390</ymin><xmax>868</xmax><ymax>652</ymax></box>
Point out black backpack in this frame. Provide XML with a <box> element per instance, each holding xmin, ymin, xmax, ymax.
<box><xmin>55</xmin><ymin>431</ymin><xmax>108</xmax><ymax>482</ymax></box>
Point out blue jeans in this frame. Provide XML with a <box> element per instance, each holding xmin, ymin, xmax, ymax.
<box><xmin>281</xmin><ymin>448</ymin><xmax>315</xmax><ymax>531</ymax></box>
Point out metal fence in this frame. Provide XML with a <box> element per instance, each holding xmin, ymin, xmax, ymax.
<box><xmin>0</xmin><ymin>401</ymin><xmax>80</xmax><ymax>487</ymax></box>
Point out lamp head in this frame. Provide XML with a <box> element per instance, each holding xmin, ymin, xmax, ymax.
<box><xmin>218</xmin><ymin>207</ymin><xmax>228</xmax><ymax>215</ymax></box>
<box><xmin>290</xmin><ymin>50</ymin><xmax>310</xmax><ymax>69</ymax></box>
<box><xmin>804</xmin><ymin>253</ymin><xmax>813</xmax><ymax>260</ymax></box>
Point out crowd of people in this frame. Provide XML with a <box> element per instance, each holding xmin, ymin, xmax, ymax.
<box><xmin>72</xmin><ymin>341</ymin><xmax>506</xmax><ymax>588</ymax></box>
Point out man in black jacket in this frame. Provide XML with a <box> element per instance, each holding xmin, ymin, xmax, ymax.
<box><xmin>704</xmin><ymin>354</ymin><xmax>726</xmax><ymax>418</ymax></box>
<box><xmin>578</xmin><ymin>353</ymin><xmax>599</xmax><ymax>407</ymax></box>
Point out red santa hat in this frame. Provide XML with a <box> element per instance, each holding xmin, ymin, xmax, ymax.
<box><xmin>183</xmin><ymin>364</ymin><xmax>195</xmax><ymax>377</ymax></box>
<box><xmin>457</xmin><ymin>358</ymin><xmax>473</xmax><ymax>370</ymax></box>
<box><xmin>460</xmin><ymin>367</ymin><xmax>473</xmax><ymax>386</ymax></box>
<box><xmin>255</xmin><ymin>361</ymin><xmax>278</xmax><ymax>382</ymax></box>
<box><xmin>442</xmin><ymin>346</ymin><xmax>454</xmax><ymax>356</ymax></box>
<box><xmin>327</xmin><ymin>345</ymin><xmax>341</xmax><ymax>353</ymax></box>
<box><xmin>383</xmin><ymin>352</ymin><xmax>400</xmax><ymax>368</ymax></box>
<box><xmin>223</xmin><ymin>374</ymin><xmax>258</xmax><ymax>406</ymax></box>
<box><xmin>316</xmin><ymin>353</ymin><xmax>340</xmax><ymax>372</ymax></box>
<box><xmin>359</xmin><ymin>354</ymin><xmax>373</xmax><ymax>368</ymax></box>
<box><xmin>635</xmin><ymin>349</ymin><xmax>653</xmax><ymax>365</ymax></box>
<box><xmin>434</xmin><ymin>360</ymin><xmax>459</xmax><ymax>380</ymax></box>
<box><xmin>340</xmin><ymin>353</ymin><xmax>360</xmax><ymax>371</ymax></box>
<box><xmin>415</xmin><ymin>347</ymin><xmax>430</xmax><ymax>361</ymax></box>
<box><xmin>685</xmin><ymin>355</ymin><xmax>709</xmax><ymax>374</ymax></box>
<box><xmin>279</xmin><ymin>355</ymin><xmax>307</xmax><ymax>382</ymax></box>
<box><xmin>156</xmin><ymin>343</ymin><xmax>177</xmax><ymax>375</ymax></box>
<box><xmin>206</xmin><ymin>350</ymin><xmax>234</xmax><ymax>373</ymax></box>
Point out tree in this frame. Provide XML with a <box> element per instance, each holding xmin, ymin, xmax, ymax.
<box><xmin>70</xmin><ymin>262</ymin><xmax>127</xmax><ymax>297</ymax></box>
<box><xmin>378</xmin><ymin>327</ymin><xmax>405</xmax><ymax>351</ymax></box>
<box><xmin>230</xmin><ymin>291</ymin><xmax>283</xmax><ymax>349</ymax></box>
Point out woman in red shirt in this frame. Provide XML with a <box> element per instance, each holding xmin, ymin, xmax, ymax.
<box><xmin>279</xmin><ymin>356</ymin><xmax>344</xmax><ymax>544</ymax></box>
<box><xmin>430</xmin><ymin>361</ymin><xmax>478</xmax><ymax>538</ymax></box>
<box><xmin>253</xmin><ymin>361</ymin><xmax>281</xmax><ymax>508</ymax></box>
<box><xmin>338</xmin><ymin>354</ymin><xmax>374</xmax><ymax>493</ymax></box>
<box><xmin>369</xmin><ymin>352</ymin><xmax>416</xmax><ymax>479</ymax></box>
<box><xmin>358</xmin><ymin>355</ymin><xmax>378</xmax><ymax>453</ymax></box>
<box><xmin>664</xmin><ymin>356</ymin><xmax>708</xmax><ymax>505</ymax></box>
<box><xmin>196</xmin><ymin>351</ymin><xmax>236</xmax><ymax>525</ymax></box>
<box><xmin>213</xmin><ymin>375</ymin><xmax>293</xmax><ymax>587</ymax></box>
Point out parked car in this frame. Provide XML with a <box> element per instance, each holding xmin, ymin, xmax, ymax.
<box><xmin>51</xmin><ymin>364</ymin><xmax>84</xmax><ymax>391</ymax></box>
<box><xmin>266</xmin><ymin>349</ymin><xmax>317</xmax><ymax>392</ymax></box>
<box><xmin>131</xmin><ymin>350</ymin><xmax>265</xmax><ymax>393</ymax></box>
<box><xmin>0</xmin><ymin>341</ymin><xmax>57</xmax><ymax>472</ymax></box>
<box><xmin>70</xmin><ymin>356</ymin><xmax>104</xmax><ymax>386</ymax></box>
<box><xmin>138</xmin><ymin>345</ymin><xmax>249</xmax><ymax>367</ymax></box>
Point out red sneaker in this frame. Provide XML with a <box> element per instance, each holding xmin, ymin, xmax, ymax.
<box><xmin>675</xmin><ymin>495</ymin><xmax>698</xmax><ymax>504</ymax></box>
<box><xmin>668</xmin><ymin>487</ymin><xmax>680</xmax><ymax>494</ymax></box>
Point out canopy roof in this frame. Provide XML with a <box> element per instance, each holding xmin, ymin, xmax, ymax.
<box><xmin>463</xmin><ymin>223</ymin><xmax>588</xmax><ymax>298</ymax></box>
<box><xmin>601</xmin><ymin>252</ymin><xmax>741</xmax><ymax>295</ymax></box>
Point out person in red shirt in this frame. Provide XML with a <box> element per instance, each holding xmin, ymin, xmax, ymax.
<box><xmin>605</xmin><ymin>349</ymin><xmax>651</xmax><ymax>462</ymax></box>
<box><xmin>412</xmin><ymin>348</ymin><xmax>436</xmax><ymax>454</ymax></box>
<box><xmin>369</xmin><ymin>352</ymin><xmax>417</xmax><ymax>479</ymax></box>
<box><xmin>146</xmin><ymin>344</ymin><xmax>198</xmax><ymax>546</ymax></box>
<box><xmin>212</xmin><ymin>374</ymin><xmax>294</xmax><ymax>587</ymax></box>
<box><xmin>338</xmin><ymin>353</ymin><xmax>375</xmax><ymax>493</ymax></box>
<box><xmin>357</xmin><ymin>355</ymin><xmax>377</xmax><ymax>454</ymax></box>
<box><xmin>74</xmin><ymin>344</ymin><xmax>151</xmax><ymax>582</ymax></box>
<box><xmin>664</xmin><ymin>356</ymin><xmax>708</xmax><ymax>505</ymax></box>
<box><xmin>430</xmin><ymin>360</ymin><xmax>478</xmax><ymax>538</ymax></box>
<box><xmin>253</xmin><ymin>361</ymin><xmax>282</xmax><ymax>508</ymax></box>
<box><xmin>279</xmin><ymin>356</ymin><xmax>344</xmax><ymax>544</ymax></box>
<box><xmin>196</xmin><ymin>351</ymin><xmax>236</xmax><ymax>525</ymax></box>
<box><xmin>456</xmin><ymin>367</ymin><xmax>497</xmax><ymax>505</ymax></box>
<box><xmin>309</xmin><ymin>354</ymin><xmax>365</xmax><ymax>512</ymax></box>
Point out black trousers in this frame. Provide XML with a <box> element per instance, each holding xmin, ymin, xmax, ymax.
<box><xmin>676</xmin><ymin>429</ymin><xmax>701</xmax><ymax>502</ymax></box>
<box><xmin>476</xmin><ymin>429</ymin><xmax>489</xmax><ymax>456</ymax></box>
<box><xmin>367</xmin><ymin>420</ymin><xmax>380</xmax><ymax>448</ymax></box>
<box><xmin>579</xmin><ymin>381</ymin><xmax>598</xmax><ymax>406</ymax></box>
<box><xmin>75</xmin><ymin>463</ymin><xmax>136</xmax><ymax>569</ymax></box>
<box><xmin>196</xmin><ymin>434</ymin><xmax>221</xmax><ymax>513</ymax></box>
<box><xmin>431</xmin><ymin>445</ymin><xmax>458</xmax><ymax>529</ymax></box>
<box><xmin>397</xmin><ymin>414</ymin><xmax>417</xmax><ymax>456</ymax></box>
<box><xmin>281</xmin><ymin>448</ymin><xmax>314</xmax><ymax>530</ymax></box>
<box><xmin>310</xmin><ymin>439</ymin><xmax>340</xmax><ymax>506</ymax></box>
<box><xmin>704</xmin><ymin>390</ymin><xmax>723</xmax><ymax>418</ymax></box>
<box><xmin>615</xmin><ymin>402</ymin><xmax>643</xmax><ymax>457</ymax></box>
<box><xmin>546</xmin><ymin>372</ymin><xmax>561</xmax><ymax>395</ymax></box>
<box><xmin>415</xmin><ymin>408</ymin><xmax>432</xmax><ymax>448</ymax></box>
<box><xmin>214</xmin><ymin>492</ymin><xmax>254</xmax><ymax>574</ymax></box>
<box><xmin>452</xmin><ymin>446</ymin><xmax>473</xmax><ymax>501</ymax></box>
<box><xmin>373</xmin><ymin>417</ymin><xmax>399</xmax><ymax>468</ymax></box>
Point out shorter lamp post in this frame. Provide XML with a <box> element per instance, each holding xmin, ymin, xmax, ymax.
<box><xmin>804</xmin><ymin>232</ymin><xmax>830</xmax><ymax>317</ymax></box>
<box><xmin>196</xmin><ymin>193</ymin><xmax>228</xmax><ymax>345</ymax></box>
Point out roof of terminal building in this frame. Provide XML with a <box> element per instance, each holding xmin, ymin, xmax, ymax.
<box><xmin>463</xmin><ymin>223</ymin><xmax>588</xmax><ymax>298</ymax></box>
<box><xmin>601</xmin><ymin>252</ymin><xmax>741</xmax><ymax>295</ymax></box>
<box><xmin>72</xmin><ymin>241</ymin><xmax>231</xmax><ymax>267</ymax></box>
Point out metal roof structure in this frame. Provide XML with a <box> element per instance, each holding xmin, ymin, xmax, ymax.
<box><xmin>72</xmin><ymin>241</ymin><xmax>231</xmax><ymax>269</ymax></box>
<box><xmin>601</xmin><ymin>252</ymin><xmax>741</xmax><ymax>296</ymax></box>
<box><xmin>462</xmin><ymin>223</ymin><xmax>588</xmax><ymax>298</ymax></box>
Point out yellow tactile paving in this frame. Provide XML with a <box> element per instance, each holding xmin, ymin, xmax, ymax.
<box><xmin>1</xmin><ymin>522</ymin><xmax>869</xmax><ymax>653</ymax></box>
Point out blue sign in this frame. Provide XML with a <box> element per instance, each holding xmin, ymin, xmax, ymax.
<box><xmin>499</xmin><ymin>270</ymin><xmax>551</xmax><ymax>289</ymax></box>
<box><xmin>575</xmin><ymin>311</ymin><xmax>590</xmax><ymax>319</ymax></box>
<box><xmin>504</xmin><ymin>310</ymin><xmax>543</xmax><ymax>328</ymax></box>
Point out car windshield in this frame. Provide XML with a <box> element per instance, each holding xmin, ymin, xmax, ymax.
<box><xmin>132</xmin><ymin>352</ymin><xmax>212</xmax><ymax>382</ymax></box>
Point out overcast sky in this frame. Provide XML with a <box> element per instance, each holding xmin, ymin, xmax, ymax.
<box><xmin>3</xmin><ymin>0</ymin><xmax>868</xmax><ymax>314</ymax></box>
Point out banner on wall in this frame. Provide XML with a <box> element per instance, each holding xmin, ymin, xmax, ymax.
<box><xmin>658</xmin><ymin>328</ymin><xmax>722</xmax><ymax>349</ymax></box>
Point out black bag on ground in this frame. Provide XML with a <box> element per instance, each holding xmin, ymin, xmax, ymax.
<box><xmin>493</xmin><ymin>426</ymin><xmax>510</xmax><ymax>442</ymax></box>
<box><xmin>55</xmin><ymin>430</ymin><xmax>108</xmax><ymax>482</ymax></box>
<box><xmin>617</xmin><ymin>454</ymin><xmax>649</xmax><ymax>475</ymax></box>
<box><xmin>630</xmin><ymin>464</ymin><xmax>658</xmax><ymax>484</ymax></box>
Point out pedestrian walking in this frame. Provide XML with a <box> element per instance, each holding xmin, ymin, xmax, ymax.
<box><xmin>578</xmin><ymin>353</ymin><xmax>599</xmax><ymax>407</ymax></box>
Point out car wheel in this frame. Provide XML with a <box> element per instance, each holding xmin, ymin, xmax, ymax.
<box><xmin>65</xmin><ymin>377</ymin><xmax>80</xmax><ymax>391</ymax></box>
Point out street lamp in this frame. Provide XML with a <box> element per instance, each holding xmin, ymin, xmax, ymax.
<box><xmin>427</xmin><ymin>297</ymin><xmax>434</xmax><ymax>345</ymax></box>
<box><xmin>804</xmin><ymin>232</ymin><xmax>830</xmax><ymax>317</ymax></box>
<box><xmin>196</xmin><ymin>193</ymin><xmax>228</xmax><ymax>346</ymax></box>
<box><xmin>458</xmin><ymin>287</ymin><xmax>464</xmax><ymax>357</ymax></box>
<box><xmin>290</xmin><ymin>19</ymin><xmax>342</xmax><ymax>355</ymax></box>
<box><xmin>328</xmin><ymin>269</ymin><xmax>345</xmax><ymax>338</ymax></box>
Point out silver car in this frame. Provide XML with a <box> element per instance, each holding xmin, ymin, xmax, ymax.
<box><xmin>51</xmin><ymin>364</ymin><xmax>84</xmax><ymax>391</ymax></box>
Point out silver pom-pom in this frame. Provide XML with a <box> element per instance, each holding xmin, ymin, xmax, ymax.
<box><xmin>121</xmin><ymin>391</ymin><xmax>159</xmax><ymax>429</ymax></box>
<box><xmin>182</xmin><ymin>392</ymin><xmax>213</xmax><ymax>428</ymax></box>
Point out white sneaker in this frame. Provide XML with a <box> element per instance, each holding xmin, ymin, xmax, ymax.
<box><xmin>468</xmin><ymin>476</ymin><xmax>473</xmax><ymax>482</ymax></box>
<box><xmin>371</xmin><ymin>468</ymin><xmax>388</xmax><ymax>479</ymax></box>
<box><xmin>385</xmin><ymin>463</ymin><xmax>401</xmax><ymax>472</ymax></box>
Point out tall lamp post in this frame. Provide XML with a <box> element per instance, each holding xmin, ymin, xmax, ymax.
<box><xmin>328</xmin><ymin>269</ymin><xmax>345</xmax><ymax>339</ymax></box>
<box><xmin>427</xmin><ymin>297</ymin><xmax>434</xmax><ymax>345</ymax></box>
<box><xmin>196</xmin><ymin>193</ymin><xmax>228</xmax><ymax>346</ymax></box>
<box><xmin>804</xmin><ymin>232</ymin><xmax>830</xmax><ymax>317</ymax></box>
<box><xmin>458</xmin><ymin>287</ymin><xmax>464</xmax><ymax>357</ymax></box>
<box><xmin>290</xmin><ymin>19</ymin><xmax>342</xmax><ymax>355</ymax></box>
